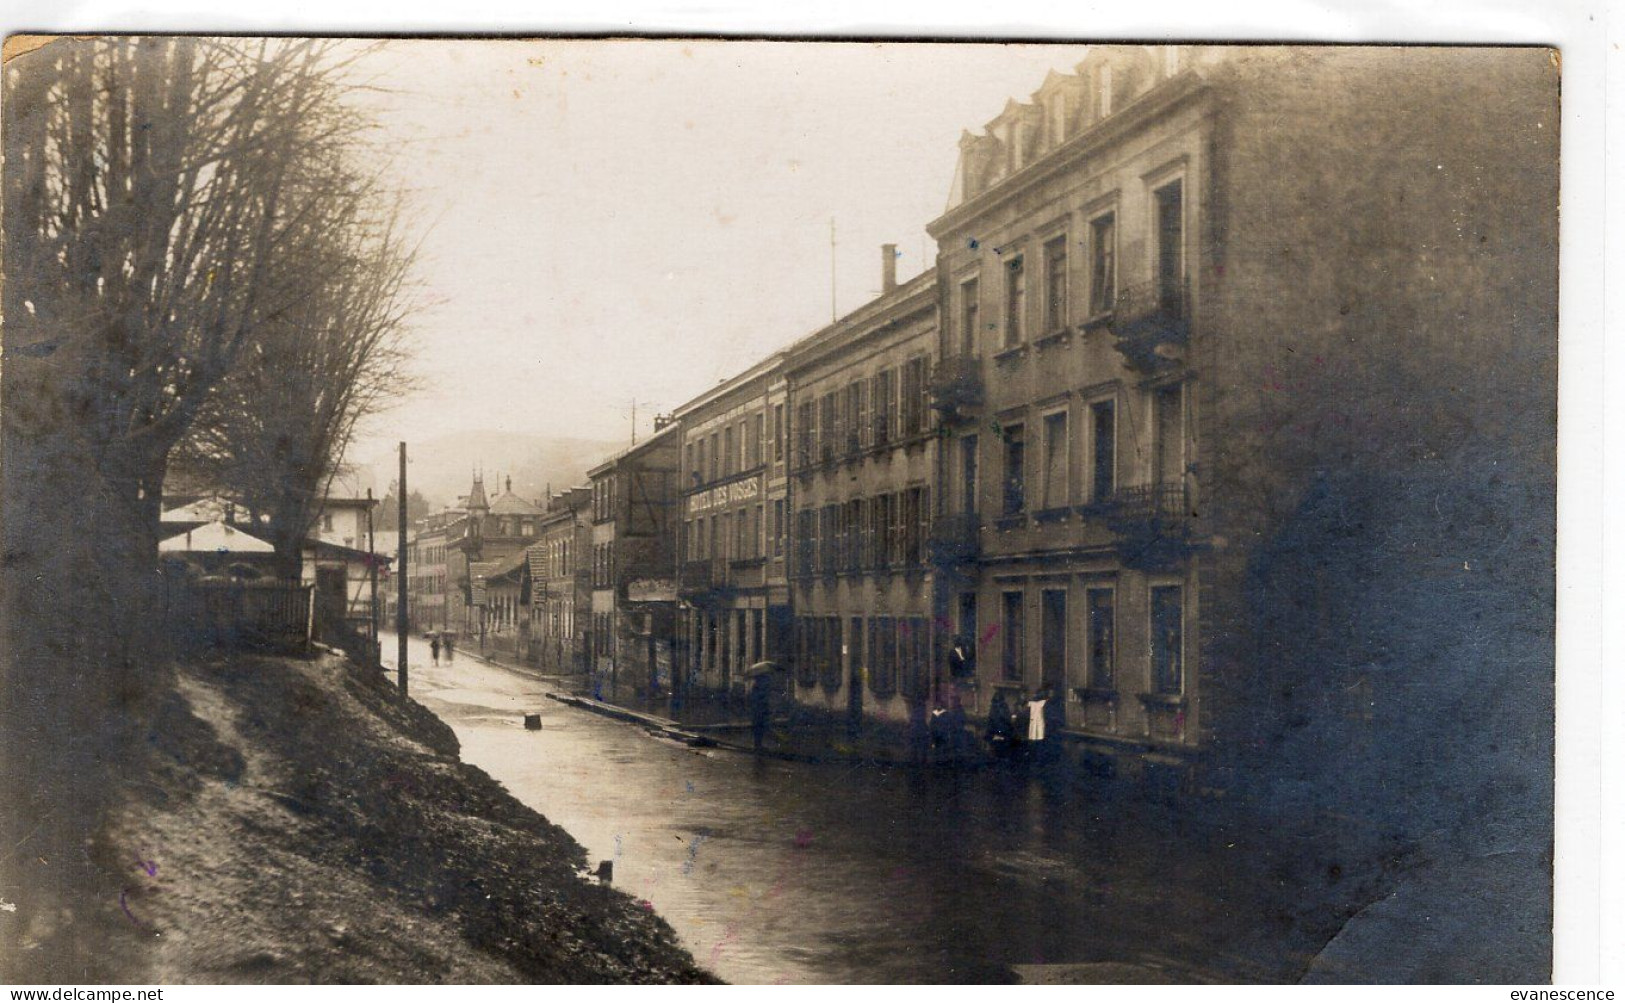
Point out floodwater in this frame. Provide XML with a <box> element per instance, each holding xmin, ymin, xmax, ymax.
<box><xmin>383</xmin><ymin>633</ymin><xmax>1325</xmax><ymax>985</ymax></box>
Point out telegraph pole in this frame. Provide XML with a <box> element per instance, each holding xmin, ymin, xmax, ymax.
<box><xmin>829</xmin><ymin>217</ymin><xmax>838</xmax><ymax>322</ymax></box>
<box><xmin>367</xmin><ymin>487</ymin><xmax>379</xmax><ymax>657</ymax></box>
<box><xmin>397</xmin><ymin>441</ymin><xmax>408</xmax><ymax>695</ymax></box>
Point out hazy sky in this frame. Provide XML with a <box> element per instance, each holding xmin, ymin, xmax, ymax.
<box><xmin>343</xmin><ymin>38</ymin><xmax>1093</xmax><ymax>465</ymax></box>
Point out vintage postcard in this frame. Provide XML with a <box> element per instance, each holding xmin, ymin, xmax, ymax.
<box><xmin>0</xmin><ymin>38</ymin><xmax>1559</xmax><ymax>985</ymax></box>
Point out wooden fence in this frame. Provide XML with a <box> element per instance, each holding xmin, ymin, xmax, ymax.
<box><xmin>164</xmin><ymin>578</ymin><xmax>314</xmax><ymax>653</ymax></box>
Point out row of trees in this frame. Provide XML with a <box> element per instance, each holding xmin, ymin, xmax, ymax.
<box><xmin>2</xmin><ymin>37</ymin><xmax>415</xmax><ymax>977</ymax></box>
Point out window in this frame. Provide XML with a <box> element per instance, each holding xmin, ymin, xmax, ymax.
<box><xmin>1153</xmin><ymin>384</ymin><xmax>1185</xmax><ymax>487</ymax></box>
<box><xmin>1041</xmin><ymin>589</ymin><xmax>1068</xmax><ymax>699</ymax></box>
<box><xmin>795</xmin><ymin>402</ymin><xmax>815</xmax><ymax>468</ymax></box>
<box><xmin>1085</xmin><ymin>587</ymin><xmax>1116</xmax><ymax>689</ymax></box>
<box><xmin>844</xmin><ymin>382</ymin><xmax>863</xmax><ymax>455</ymax></box>
<box><xmin>874</xmin><ymin>493</ymin><xmax>895</xmax><ymax>567</ymax></box>
<box><xmin>709</xmin><ymin>432</ymin><xmax>720</xmax><ymax>481</ymax></box>
<box><xmin>902</xmin><ymin>486</ymin><xmax>928</xmax><ymax>565</ymax></box>
<box><xmin>1002</xmin><ymin>423</ymin><xmax>1026</xmax><ymax>515</ymax></box>
<box><xmin>901</xmin><ymin>357</ymin><xmax>926</xmax><ymax>436</ymax></box>
<box><xmin>954</xmin><ymin>593</ymin><xmax>978</xmax><ymax>678</ymax></box>
<box><xmin>1150</xmin><ymin>585</ymin><xmax>1184</xmax><ymax>695</ymax></box>
<box><xmin>1001</xmin><ymin>591</ymin><xmax>1025</xmax><ymax>682</ymax></box>
<box><xmin>723</xmin><ymin>426</ymin><xmax>736</xmax><ymax>477</ymax></box>
<box><xmin>870</xmin><ymin>617</ymin><xmax>896</xmax><ymax>694</ymax></box>
<box><xmin>959</xmin><ymin>278</ymin><xmax>980</xmax><ymax>356</ymax></box>
<box><xmin>773</xmin><ymin>404</ymin><xmax>786</xmax><ymax>463</ymax></box>
<box><xmin>1090</xmin><ymin>400</ymin><xmax>1116</xmax><ymax>504</ymax></box>
<box><xmin>1043</xmin><ymin>236</ymin><xmax>1068</xmax><ymax>333</ymax></box>
<box><xmin>1089</xmin><ymin>213</ymin><xmax>1116</xmax><ymax>315</ymax></box>
<box><xmin>1154</xmin><ymin>179</ymin><xmax>1185</xmax><ymax>317</ymax></box>
<box><xmin>771</xmin><ymin>499</ymin><xmax>784</xmax><ymax>557</ymax></box>
<box><xmin>873</xmin><ymin>370</ymin><xmax>894</xmax><ymax>446</ymax></box>
<box><xmin>1004</xmin><ymin>256</ymin><xmax>1026</xmax><ymax>347</ymax></box>
<box><xmin>748</xmin><ymin>414</ymin><xmax>763</xmax><ymax>468</ymax></box>
<box><xmin>960</xmin><ymin>434</ymin><xmax>979</xmax><ymax>515</ymax></box>
<box><xmin>1042</xmin><ymin>410</ymin><xmax>1068</xmax><ymax>510</ymax></box>
<box><xmin>819</xmin><ymin>393</ymin><xmax>837</xmax><ymax>463</ymax></box>
<box><xmin>322</xmin><ymin>513</ymin><xmax>334</xmax><ymax>532</ymax></box>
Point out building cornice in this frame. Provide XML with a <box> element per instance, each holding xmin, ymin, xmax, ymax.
<box><xmin>927</xmin><ymin>71</ymin><xmax>1210</xmax><ymax>240</ymax></box>
<box><xmin>782</xmin><ymin>271</ymin><xmax>939</xmax><ymax>377</ymax></box>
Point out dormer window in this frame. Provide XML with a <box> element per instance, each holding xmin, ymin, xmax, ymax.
<box><xmin>1099</xmin><ymin>64</ymin><xmax>1114</xmax><ymax>118</ymax></box>
<box><xmin>1049</xmin><ymin>95</ymin><xmax>1067</xmax><ymax>146</ymax></box>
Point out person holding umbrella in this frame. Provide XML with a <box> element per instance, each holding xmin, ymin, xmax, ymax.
<box><xmin>747</xmin><ymin>661</ymin><xmax>776</xmax><ymax>751</ymax></box>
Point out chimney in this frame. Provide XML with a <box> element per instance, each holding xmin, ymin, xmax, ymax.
<box><xmin>881</xmin><ymin>243</ymin><xmax>898</xmax><ymax>293</ymax></box>
<box><xmin>506</xmin><ymin>475</ymin><xmax>512</xmax><ymax>494</ymax></box>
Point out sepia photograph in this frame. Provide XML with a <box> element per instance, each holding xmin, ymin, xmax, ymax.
<box><xmin>0</xmin><ymin>29</ymin><xmax>1571</xmax><ymax>986</ymax></box>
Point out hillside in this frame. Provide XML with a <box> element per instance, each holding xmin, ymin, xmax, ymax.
<box><xmin>88</xmin><ymin>650</ymin><xmax>716</xmax><ymax>984</ymax></box>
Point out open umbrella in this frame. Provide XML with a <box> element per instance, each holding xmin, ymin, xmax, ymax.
<box><xmin>744</xmin><ymin>660</ymin><xmax>781</xmax><ymax>678</ymax></box>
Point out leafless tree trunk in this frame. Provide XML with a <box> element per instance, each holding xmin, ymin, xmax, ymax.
<box><xmin>0</xmin><ymin>37</ymin><xmax>393</xmax><ymax>979</ymax></box>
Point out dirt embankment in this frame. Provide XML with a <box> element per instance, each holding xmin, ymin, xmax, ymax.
<box><xmin>114</xmin><ymin>650</ymin><xmax>717</xmax><ymax>984</ymax></box>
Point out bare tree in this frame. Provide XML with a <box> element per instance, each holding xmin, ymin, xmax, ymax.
<box><xmin>179</xmin><ymin>176</ymin><xmax>418</xmax><ymax>579</ymax></box>
<box><xmin>0</xmin><ymin>37</ymin><xmax>395</xmax><ymax>978</ymax></box>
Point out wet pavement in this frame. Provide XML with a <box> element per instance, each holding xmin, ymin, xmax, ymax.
<box><xmin>381</xmin><ymin>633</ymin><xmax>1340</xmax><ymax>985</ymax></box>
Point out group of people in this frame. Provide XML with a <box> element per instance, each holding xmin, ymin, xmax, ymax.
<box><xmin>428</xmin><ymin>631</ymin><xmax>455</xmax><ymax>666</ymax></box>
<box><xmin>984</xmin><ymin>684</ymin><xmax>1066</xmax><ymax>762</ymax></box>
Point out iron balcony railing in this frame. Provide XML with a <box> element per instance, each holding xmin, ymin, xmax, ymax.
<box><xmin>928</xmin><ymin>355</ymin><xmax>984</xmax><ymax>417</ymax></box>
<box><xmin>1101</xmin><ymin>483</ymin><xmax>1192</xmax><ymax>534</ymax></box>
<box><xmin>1109</xmin><ymin>278</ymin><xmax>1190</xmax><ymax>372</ymax></box>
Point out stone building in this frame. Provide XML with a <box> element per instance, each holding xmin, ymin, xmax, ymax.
<box><xmin>783</xmin><ymin>252</ymin><xmax>942</xmax><ymax>729</ymax></box>
<box><xmin>925</xmin><ymin>44</ymin><xmax>1557</xmax><ymax>789</ymax></box>
<box><xmin>448</xmin><ymin>473</ymin><xmax>545</xmax><ymax>635</ymax></box>
<box><xmin>527</xmin><ymin>487</ymin><xmax>592</xmax><ymax>674</ymax></box>
<box><xmin>585</xmin><ymin>422</ymin><xmax>681</xmax><ymax>702</ymax></box>
<box><xmin>674</xmin><ymin>355</ymin><xmax>792</xmax><ymax>699</ymax></box>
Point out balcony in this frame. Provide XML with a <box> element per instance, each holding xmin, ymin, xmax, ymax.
<box><xmin>928</xmin><ymin>355</ymin><xmax>984</xmax><ymax>421</ymax></box>
<box><xmin>1109</xmin><ymin>278</ymin><xmax>1189</xmax><ymax>373</ymax></box>
<box><xmin>1100</xmin><ymin>483</ymin><xmax>1193</xmax><ymax>569</ymax></box>
<box><xmin>927</xmin><ymin>514</ymin><xmax>981</xmax><ymax>567</ymax></box>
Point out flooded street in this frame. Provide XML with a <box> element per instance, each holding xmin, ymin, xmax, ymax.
<box><xmin>383</xmin><ymin>633</ymin><xmax>1326</xmax><ymax>984</ymax></box>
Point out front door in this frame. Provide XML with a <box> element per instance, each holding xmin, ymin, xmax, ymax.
<box><xmin>1040</xmin><ymin>588</ymin><xmax>1068</xmax><ymax>725</ymax></box>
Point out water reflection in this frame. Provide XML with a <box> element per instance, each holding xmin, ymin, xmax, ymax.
<box><xmin>386</xmin><ymin>635</ymin><xmax>1314</xmax><ymax>984</ymax></box>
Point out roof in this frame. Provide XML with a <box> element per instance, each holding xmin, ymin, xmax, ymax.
<box><xmin>159</xmin><ymin>521</ymin><xmax>275</xmax><ymax>555</ymax></box>
<box><xmin>471</xmin><ymin>551</ymin><xmax>526</xmax><ymax>586</ymax></box>
<box><xmin>303</xmin><ymin>537</ymin><xmax>392</xmax><ymax>565</ymax></box>
<box><xmin>489</xmin><ymin>490</ymin><xmax>545</xmax><ymax>517</ymax></box>
<box><xmin>466</xmin><ymin>476</ymin><xmax>489</xmax><ymax>511</ymax></box>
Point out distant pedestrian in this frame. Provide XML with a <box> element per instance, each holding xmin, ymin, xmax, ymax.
<box><xmin>430</xmin><ymin>634</ymin><xmax>441</xmax><ymax>665</ymax></box>
<box><xmin>1027</xmin><ymin>687</ymin><xmax>1049</xmax><ymax>743</ymax></box>
<box><xmin>749</xmin><ymin>672</ymin><xmax>772</xmax><ymax>751</ymax></box>
<box><xmin>945</xmin><ymin>691</ymin><xmax>970</xmax><ymax>759</ymax></box>
<box><xmin>985</xmin><ymin>690</ymin><xmax>1016</xmax><ymax>756</ymax></box>
<box><xmin>443</xmin><ymin>634</ymin><xmax>455</xmax><ymax>662</ymax></box>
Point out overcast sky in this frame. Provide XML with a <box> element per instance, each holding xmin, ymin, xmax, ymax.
<box><xmin>342</xmin><ymin>39</ymin><xmax>1093</xmax><ymax>465</ymax></box>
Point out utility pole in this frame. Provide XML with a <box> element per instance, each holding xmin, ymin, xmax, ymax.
<box><xmin>367</xmin><ymin>487</ymin><xmax>379</xmax><ymax>662</ymax></box>
<box><xmin>829</xmin><ymin>216</ymin><xmax>838</xmax><ymax>322</ymax></box>
<box><xmin>397</xmin><ymin>442</ymin><xmax>408</xmax><ymax>696</ymax></box>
